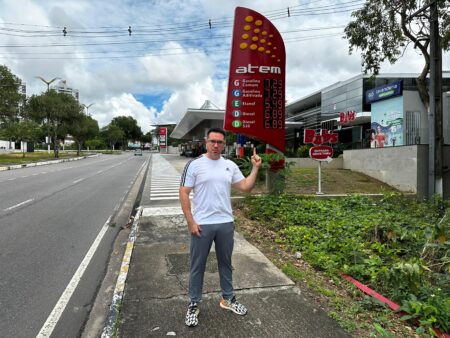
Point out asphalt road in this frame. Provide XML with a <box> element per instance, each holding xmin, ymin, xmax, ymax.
<box><xmin>0</xmin><ymin>152</ymin><xmax>148</xmax><ymax>338</ymax></box>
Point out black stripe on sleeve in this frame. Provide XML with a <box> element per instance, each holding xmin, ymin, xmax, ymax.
<box><xmin>180</xmin><ymin>155</ymin><xmax>202</xmax><ymax>186</ymax></box>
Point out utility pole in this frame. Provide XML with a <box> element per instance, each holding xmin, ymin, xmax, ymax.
<box><xmin>428</xmin><ymin>0</ymin><xmax>443</xmax><ymax>198</ymax></box>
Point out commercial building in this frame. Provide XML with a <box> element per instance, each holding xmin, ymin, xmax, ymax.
<box><xmin>169</xmin><ymin>73</ymin><xmax>450</xmax><ymax>198</ymax></box>
<box><xmin>286</xmin><ymin>72</ymin><xmax>450</xmax><ymax>151</ymax></box>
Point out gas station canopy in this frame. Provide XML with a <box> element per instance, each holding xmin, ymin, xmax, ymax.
<box><xmin>170</xmin><ymin>100</ymin><xmax>224</xmax><ymax>140</ymax></box>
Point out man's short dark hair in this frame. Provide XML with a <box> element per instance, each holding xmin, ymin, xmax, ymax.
<box><xmin>207</xmin><ymin>127</ymin><xmax>226</xmax><ymax>138</ymax></box>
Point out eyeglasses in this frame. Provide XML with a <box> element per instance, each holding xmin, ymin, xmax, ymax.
<box><xmin>207</xmin><ymin>140</ymin><xmax>224</xmax><ymax>145</ymax></box>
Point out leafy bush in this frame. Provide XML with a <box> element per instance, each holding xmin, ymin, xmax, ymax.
<box><xmin>244</xmin><ymin>193</ymin><xmax>450</xmax><ymax>331</ymax></box>
<box><xmin>296</xmin><ymin>145</ymin><xmax>311</xmax><ymax>158</ymax></box>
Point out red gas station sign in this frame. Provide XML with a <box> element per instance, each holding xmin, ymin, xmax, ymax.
<box><xmin>224</xmin><ymin>7</ymin><xmax>286</xmax><ymax>152</ymax></box>
<box><xmin>159</xmin><ymin>127</ymin><xmax>167</xmax><ymax>148</ymax></box>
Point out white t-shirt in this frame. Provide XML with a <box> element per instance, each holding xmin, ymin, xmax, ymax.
<box><xmin>180</xmin><ymin>155</ymin><xmax>245</xmax><ymax>224</ymax></box>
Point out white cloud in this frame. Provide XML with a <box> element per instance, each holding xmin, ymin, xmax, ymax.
<box><xmin>0</xmin><ymin>0</ymin><xmax>448</xmax><ymax>136</ymax></box>
<box><xmin>155</xmin><ymin>77</ymin><xmax>226</xmax><ymax>124</ymax></box>
<box><xmin>139</xmin><ymin>42</ymin><xmax>215</xmax><ymax>89</ymax></box>
<box><xmin>93</xmin><ymin>93</ymin><xmax>156</xmax><ymax>134</ymax></box>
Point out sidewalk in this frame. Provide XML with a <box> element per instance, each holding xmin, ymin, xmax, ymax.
<box><xmin>118</xmin><ymin>153</ymin><xmax>351</xmax><ymax>337</ymax></box>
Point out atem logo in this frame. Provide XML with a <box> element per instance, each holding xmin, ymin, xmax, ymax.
<box><xmin>235</xmin><ymin>64</ymin><xmax>281</xmax><ymax>74</ymax></box>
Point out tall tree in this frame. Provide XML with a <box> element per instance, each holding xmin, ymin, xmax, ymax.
<box><xmin>142</xmin><ymin>131</ymin><xmax>153</xmax><ymax>144</ymax></box>
<box><xmin>105</xmin><ymin>124</ymin><xmax>124</xmax><ymax>151</ymax></box>
<box><xmin>70</xmin><ymin>114</ymin><xmax>99</xmax><ymax>156</ymax></box>
<box><xmin>15</xmin><ymin>120</ymin><xmax>41</xmax><ymax>157</ymax></box>
<box><xmin>26</xmin><ymin>90</ymin><xmax>82</xmax><ymax>158</ymax></box>
<box><xmin>111</xmin><ymin>116</ymin><xmax>143</xmax><ymax>149</ymax></box>
<box><xmin>0</xmin><ymin>65</ymin><xmax>24</xmax><ymax>124</ymax></box>
<box><xmin>344</xmin><ymin>0</ymin><xmax>450</xmax><ymax>110</ymax></box>
<box><xmin>0</xmin><ymin>65</ymin><xmax>25</xmax><ymax>149</ymax></box>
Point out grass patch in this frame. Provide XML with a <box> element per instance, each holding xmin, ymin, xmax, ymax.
<box><xmin>0</xmin><ymin>151</ymin><xmax>80</xmax><ymax>165</ymax></box>
<box><xmin>235</xmin><ymin>192</ymin><xmax>447</xmax><ymax>337</ymax></box>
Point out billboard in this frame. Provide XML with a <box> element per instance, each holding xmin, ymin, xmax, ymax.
<box><xmin>224</xmin><ymin>7</ymin><xmax>286</xmax><ymax>152</ymax></box>
<box><xmin>371</xmin><ymin>96</ymin><xmax>404</xmax><ymax>147</ymax></box>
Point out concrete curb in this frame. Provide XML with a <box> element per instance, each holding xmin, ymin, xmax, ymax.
<box><xmin>0</xmin><ymin>154</ymin><xmax>99</xmax><ymax>171</ymax></box>
<box><xmin>101</xmin><ymin>206</ymin><xmax>142</xmax><ymax>338</ymax></box>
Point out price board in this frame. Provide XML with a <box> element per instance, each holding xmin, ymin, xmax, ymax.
<box><xmin>224</xmin><ymin>7</ymin><xmax>286</xmax><ymax>152</ymax></box>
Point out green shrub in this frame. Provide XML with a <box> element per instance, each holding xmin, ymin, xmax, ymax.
<box><xmin>243</xmin><ymin>193</ymin><xmax>450</xmax><ymax>330</ymax></box>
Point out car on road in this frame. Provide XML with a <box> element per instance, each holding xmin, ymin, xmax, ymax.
<box><xmin>134</xmin><ymin>149</ymin><xmax>143</xmax><ymax>156</ymax></box>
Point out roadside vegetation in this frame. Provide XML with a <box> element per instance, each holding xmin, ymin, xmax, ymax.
<box><xmin>233</xmin><ymin>166</ymin><xmax>449</xmax><ymax>337</ymax></box>
<box><xmin>0</xmin><ymin>151</ymin><xmax>83</xmax><ymax>165</ymax></box>
<box><xmin>0</xmin><ymin>150</ymin><xmax>124</xmax><ymax>166</ymax></box>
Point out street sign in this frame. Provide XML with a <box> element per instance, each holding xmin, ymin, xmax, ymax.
<box><xmin>309</xmin><ymin>146</ymin><xmax>333</xmax><ymax>162</ymax></box>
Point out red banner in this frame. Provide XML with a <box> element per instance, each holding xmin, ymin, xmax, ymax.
<box><xmin>224</xmin><ymin>7</ymin><xmax>286</xmax><ymax>152</ymax></box>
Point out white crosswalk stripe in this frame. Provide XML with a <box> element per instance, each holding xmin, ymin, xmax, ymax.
<box><xmin>150</xmin><ymin>154</ymin><xmax>182</xmax><ymax>201</ymax></box>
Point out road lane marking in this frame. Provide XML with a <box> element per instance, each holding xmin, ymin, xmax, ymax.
<box><xmin>37</xmin><ymin>216</ymin><xmax>112</xmax><ymax>338</ymax></box>
<box><xmin>73</xmin><ymin>178</ymin><xmax>84</xmax><ymax>184</ymax></box>
<box><xmin>8</xmin><ymin>178</ymin><xmax>16</xmax><ymax>181</ymax></box>
<box><xmin>4</xmin><ymin>198</ymin><xmax>34</xmax><ymax>211</ymax></box>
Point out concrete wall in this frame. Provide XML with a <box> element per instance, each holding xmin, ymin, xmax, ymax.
<box><xmin>287</xmin><ymin>157</ymin><xmax>343</xmax><ymax>169</ymax></box>
<box><xmin>343</xmin><ymin>146</ymin><xmax>420</xmax><ymax>193</ymax></box>
<box><xmin>343</xmin><ymin>145</ymin><xmax>450</xmax><ymax>199</ymax></box>
<box><xmin>0</xmin><ymin>140</ymin><xmax>12</xmax><ymax>150</ymax></box>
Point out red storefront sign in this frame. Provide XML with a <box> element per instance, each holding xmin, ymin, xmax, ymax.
<box><xmin>224</xmin><ymin>7</ymin><xmax>286</xmax><ymax>152</ymax></box>
<box><xmin>304</xmin><ymin>129</ymin><xmax>338</xmax><ymax>162</ymax></box>
<box><xmin>340</xmin><ymin>110</ymin><xmax>356</xmax><ymax>124</ymax></box>
<box><xmin>304</xmin><ymin>129</ymin><xmax>338</xmax><ymax>145</ymax></box>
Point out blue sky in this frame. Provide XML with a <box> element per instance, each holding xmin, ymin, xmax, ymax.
<box><xmin>0</xmin><ymin>0</ymin><xmax>448</xmax><ymax>133</ymax></box>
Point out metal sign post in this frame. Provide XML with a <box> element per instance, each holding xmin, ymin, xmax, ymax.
<box><xmin>317</xmin><ymin>161</ymin><xmax>323</xmax><ymax>195</ymax></box>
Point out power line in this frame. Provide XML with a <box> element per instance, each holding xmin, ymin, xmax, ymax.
<box><xmin>0</xmin><ymin>32</ymin><xmax>343</xmax><ymax>60</ymax></box>
<box><xmin>0</xmin><ymin>1</ymin><xmax>362</xmax><ymax>39</ymax></box>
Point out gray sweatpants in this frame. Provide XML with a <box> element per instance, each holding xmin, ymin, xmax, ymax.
<box><xmin>188</xmin><ymin>222</ymin><xmax>234</xmax><ymax>303</ymax></box>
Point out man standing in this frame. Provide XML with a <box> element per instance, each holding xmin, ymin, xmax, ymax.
<box><xmin>179</xmin><ymin>127</ymin><xmax>261</xmax><ymax>327</ymax></box>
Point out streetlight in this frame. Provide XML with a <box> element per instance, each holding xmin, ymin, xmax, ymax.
<box><xmin>83</xmin><ymin>103</ymin><xmax>94</xmax><ymax>116</ymax></box>
<box><xmin>35</xmin><ymin>76</ymin><xmax>60</xmax><ymax>153</ymax></box>
<box><xmin>35</xmin><ymin>76</ymin><xmax>61</xmax><ymax>92</ymax></box>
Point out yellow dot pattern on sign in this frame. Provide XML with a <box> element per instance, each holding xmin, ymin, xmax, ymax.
<box><xmin>238</xmin><ymin>14</ymin><xmax>280</xmax><ymax>59</ymax></box>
